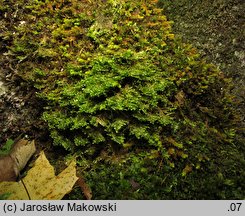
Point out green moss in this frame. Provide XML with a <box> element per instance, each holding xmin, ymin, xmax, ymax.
<box><xmin>0</xmin><ymin>139</ymin><xmax>14</xmax><ymax>156</ymax></box>
<box><xmin>3</xmin><ymin>0</ymin><xmax>243</xmax><ymax>199</ymax></box>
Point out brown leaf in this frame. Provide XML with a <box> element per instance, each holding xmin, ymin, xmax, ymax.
<box><xmin>77</xmin><ymin>176</ymin><xmax>92</xmax><ymax>200</ymax></box>
<box><xmin>0</xmin><ymin>139</ymin><xmax>36</xmax><ymax>182</ymax></box>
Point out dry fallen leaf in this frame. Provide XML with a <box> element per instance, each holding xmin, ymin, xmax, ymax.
<box><xmin>0</xmin><ymin>151</ymin><xmax>78</xmax><ymax>200</ymax></box>
<box><xmin>0</xmin><ymin>139</ymin><xmax>36</xmax><ymax>182</ymax></box>
<box><xmin>0</xmin><ymin>181</ymin><xmax>29</xmax><ymax>200</ymax></box>
<box><xmin>77</xmin><ymin>176</ymin><xmax>92</xmax><ymax>200</ymax></box>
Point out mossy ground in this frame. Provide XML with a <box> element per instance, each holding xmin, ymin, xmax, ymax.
<box><xmin>0</xmin><ymin>0</ymin><xmax>244</xmax><ymax>199</ymax></box>
<box><xmin>158</xmin><ymin>0</ymin><xmax>245</xmax><ymax>132</ymax></box>
<box><xmin>158</xmin><ymin>0</ymin><xmax>245</xmax><ymax>199</ymax></box>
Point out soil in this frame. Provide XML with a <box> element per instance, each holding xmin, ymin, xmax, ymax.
<box><xmin>0</xmin><ymin>72</ymin><xmax>46</xmax><ymax>145</ymax></box>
